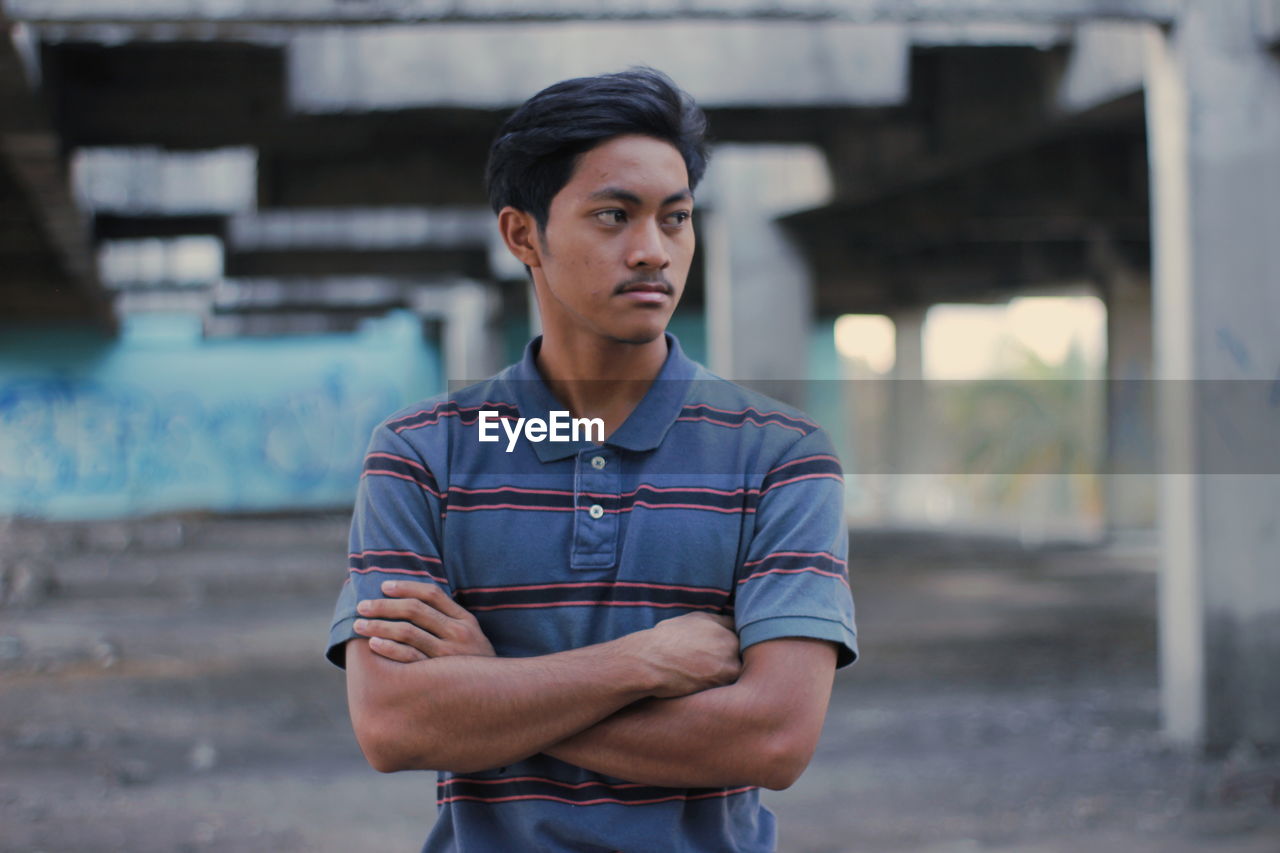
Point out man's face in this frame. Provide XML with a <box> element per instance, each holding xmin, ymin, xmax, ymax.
<box><xmin>531</xmin><ymin>134</ymin><xmax>695</xmax><ymax>346</ymax></box>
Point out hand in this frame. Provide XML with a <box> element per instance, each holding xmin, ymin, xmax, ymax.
<box><xmin>635</xmin><ymin>612</ymin><xmax>742</xmax><ymax>698</ymax></box>
<box><xmin>355</xmin><ymin>580</ymin><xmax>496</xmax><ymax>663</ymax></box>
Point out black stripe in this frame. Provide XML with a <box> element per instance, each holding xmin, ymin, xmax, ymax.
<box><xmin>391</xmin><ymin>401</ymin><xmax>521</xmax><ymax>432</ymax></box>
<box><xmin>348</xmin><ymin>552</ymin><xmax>442</xmax><ymax>574</ymax></box>
<box><xmin>744</xmin><ymin>553</ymin><xmax>845</xmax><ymax>576</ymax></box>
<box><xmin>761</xmin><ymin>457</ymin><xmax>842</xmax><ymax>492</ymax></box>
<box><xmin>679</xmin><ymin>404</ymin><xmax>816</xmax><ymax>435</ymax></box>
<box><xmin>617</xmin><ymin>485</ymin><xmax>754</xmax><ymax>512</ymax></box>
<box><xmin>363</xmin><ymin>454</ymin><xmax>440</xmax><ymax>494</ymax></box>
<box><xmin>454</xmin><ymin>583</ymin><xmax>730</xmax><ymax>611</ymax></box>
<box><xmin>446</xmin><ymin>486</ymin><xmax>754</xmax><ymax>513</ymax></box>
<box><xmin>449</xmin><ymin>489</ymin><xmax>576</xmax><ymax>511</ymax></box>
<box><xmin>437</xmin><ymin>776</ymin><xmax>742</xmax><ymax>805</ymax></box>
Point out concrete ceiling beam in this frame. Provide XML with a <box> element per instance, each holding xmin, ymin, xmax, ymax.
<box><xmin>5</xmin><ymin>0</ymin><xmax>1182</xmax><ymax>28</ymax></box>
<box><xmin>222</xmin><ymin>246</ymin><xmax>489</xmax><ymax>279</ymax></box>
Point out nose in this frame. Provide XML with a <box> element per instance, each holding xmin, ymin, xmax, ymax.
<box><xmin>625</xmin><ymin>219</ymin><xmax>670</xmax><ymax>270</ymax></box>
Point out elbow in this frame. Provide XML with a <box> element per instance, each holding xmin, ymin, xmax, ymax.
<box><xmin>354</xmin><ymin>710</ymin><xmax>489</xmax><ymax>775</ymax></box>
<box><xmin>756</xmin><ymin>751</ymin><xmax>807</xmax><ymax>791</ymax></box>
<box><xmin>352</xmin><ymin>695</ymin><xmax>452</xmax><ymax>773</ymax></box>
<box><xmin>754</xmin><ymin>730</ymin><xmax>817</xmax><ymax>791</ymax></box>
<box><xmin>353</xmin><ymin>712</ymin><xmax>417</xmax><ymax>773</ymax></box>
<box><xmin>365</xmin><ymin>740</ymin><xmax>410</xmax><ymax>775</ymax></box>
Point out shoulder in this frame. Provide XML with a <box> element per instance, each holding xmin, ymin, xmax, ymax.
<box><xmin>677</xmin><ymin>363</ymin><xmax>831</xmax><ymax>458</ymax></box>
<box><xmin>366</xmin><ymin>364</ymin><xmax>522</xmax><ymax>459</ymax></box>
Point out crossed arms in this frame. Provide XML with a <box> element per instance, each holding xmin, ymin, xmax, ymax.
<box><xmin>343</xmin><ymin>580</ymin><xmax>838</xmax><ymax>790</ymax></box>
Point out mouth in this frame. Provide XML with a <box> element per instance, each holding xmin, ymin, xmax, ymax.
<box><xmin>615</xmin><ymin>280</ymin><xmax>674</xmax><ymax>298</ymax></box>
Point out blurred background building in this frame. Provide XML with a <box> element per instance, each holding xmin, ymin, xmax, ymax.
<box><xmin>1</xmin><ymin>0</ymin><xmax>1277</xmax><ymax>753</ymax></box>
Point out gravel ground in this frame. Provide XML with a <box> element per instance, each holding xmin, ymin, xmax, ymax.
<box><xmin>1</xmin><ymin>515</ymin><xmax>1277</xmax><ymax>853</ymax></box>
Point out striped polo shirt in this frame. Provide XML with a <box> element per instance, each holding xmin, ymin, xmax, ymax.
<box><xmin>326</xmin><ymin>332</ymin><xmax>858</xmax><ymax>853</ymax></box>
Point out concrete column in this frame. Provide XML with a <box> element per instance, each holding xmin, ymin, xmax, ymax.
<box><xmin>885</xmin><ymin>306</ymin><xmax>932</xmax><ymax>524</ymax></box>
<box><xmin>702</xmin><ymin>145</ymin><xmax>831</xmax><ymax>406</ymax></box>
<box><xmin>1144</xmin><ymin>2</ymin><xmax>1280</xmax><ymax>749</ymax></box>
<box><xmin>410</xmin><ymin>279</ymin><xmax>504</xmax><ymax>385</ymax></box>
<box><xmin>1097</xmin><ymin>254</ymin><xmax>1158</xmax><ymax>535</ymax></box>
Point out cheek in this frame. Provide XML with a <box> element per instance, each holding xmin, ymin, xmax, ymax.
<box><xmin>572</xmin><ymin>249</ymin><xmax>614</xmax><ymax>295</ymax></box>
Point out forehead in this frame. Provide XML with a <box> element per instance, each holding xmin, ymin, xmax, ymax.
<box><xmin>559</xmin><ymin>135</ymin><xmax>690</xmax><ymax>202</ymax></box>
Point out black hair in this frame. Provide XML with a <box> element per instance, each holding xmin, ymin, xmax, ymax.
<box><xmin>485</xmin><ymin>67</ymin><xmax>710</xmax><ymax>230</ymax></box>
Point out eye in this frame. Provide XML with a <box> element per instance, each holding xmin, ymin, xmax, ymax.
<box><xmin>594</xmin><ymin>209</ymin><xmax>627</xmax><ymax>225</ymax></box>
<box><xmin>664</xmin><ymin>210</ymin><xmax>692</xmax><ymax>227</ymax></box>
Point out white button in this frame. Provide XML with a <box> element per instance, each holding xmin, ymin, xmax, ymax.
<box><xmin>591</xmin><ymin>455</ymin><xmax>607</xmax><ymax>470</ymax></box>
<box><xmin>588</xmin><ymin>504</ymin><xmax>604</xmax><ymax>519</ymax></box>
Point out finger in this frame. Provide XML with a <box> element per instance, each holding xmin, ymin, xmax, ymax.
<box><xmin>355</xmin><ymin>617</ymin><xmax>441</xmax><ymax>658</ymax></box>
<box><xmin>358</xmin><ymin>597</ymin><xmax>452</xmax><ymax>635</ymax></box>
<box><xmin>367</xmin><ymin>636</ymin><xmax>427</xmax><ymax>663</ymax></box>
<box><xmin>382</xmin><ymin>580</ymin><xmax>473</xmax><ymax>621</ymax></box>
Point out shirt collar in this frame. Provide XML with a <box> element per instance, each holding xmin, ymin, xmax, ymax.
<box><xmin>505</xmin><ymin>332</ymin><xmax>698</xmax><ymax>462</ymax></box>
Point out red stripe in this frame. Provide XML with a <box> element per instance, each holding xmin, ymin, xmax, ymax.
<box><xmin>448</xmin><ymin>503</ymin><xmax>575</xmax><ymax>513</ymax></box>
<box><xmin>390</xmin><ymin>401</ymin><xmax>516</xmax><ymax>423</ymax></box>
<box><xmin>350</xmin><ymin>550</ymin><xmax>441</xmax><ymax>563</ymax></box>
<box><xmin>737</xmin><ymin>567</ymin><xmax>849</xmax><ymax>587</ymax></box>
<box><xmin>627</xmin><ymin>501</ymin><xmax>753</xmax><ymax>514</ymax></box>
<box><xmin>458</xmin><ymin>580</ymin><xmax>730</xmax><ymax>596</ymax></box>
<box><xmin>760</xmin><ymin>472</ymin><xmax>844</xmax><ymax>494</ymax></box>
<box><xmin>392</xmin><ymin>411</ymin><xmax>461</xmax><ymax>433</ymax></box>
<box><xmin>448</xmin><ymin>502</ymin><xmax>753</xmax><ymax>515</ymax></box>
<box><xmin>438</xmin><ymin>786</ymin><xmax>756</xmax><ymax>807</ymax></box>
<box><xmin>449</xmin><ymin>485</ymin><xmax>574</xmax><ymax>497</ymax></box>
<box><xmin>467</xmin><ymin>600</ymin><xmax>723</xmax><ymax>613</ymax></box>
<box><xmin>361</xmin><ymin>469</ymin><xmax>444</xmax><ymax>497</ymax></box>
<box><xmin>684</xmin><ymin>403</ymin><xmax>817</xmax><ymax>426</ymax></box>
<box><xmin>605</xmin><ymin>485</ymin><xmax>756</xmax><ymax>499</ymax></box>
<box><xmin>764</xmin><ymin>454</ymin><xmax>840</xmax><ymax>477</ymax></box>
<box><xmin>447</xmin><ymin>484</ymin><xmax>756</xmax><ymax>499</ymax></box>
<box><xmin>350</xmin><ymin>566</ymin><xmax>449</xmax><ymax>584</ymax></box>
<box><xmin>674</xmin><ymin>415</ymin><xmax>809</xmax><ymax>434</ymax></box>
<box><xmin>743</xmin><ymin>550</ymin><xmax>845</xmax><ymax>568</ymax></box>
<box><xmin>439</xmin><ymin>776</ymin><xmax>647</xmax><ymax>790</ymax></box>
<box><xmin>365</xmin><ymin>451</ymin><xmax>430</xmax><ymax>472</ymax></box>
<box><xmin>394</xmin><ymin>410</ymin><xmax>520</xmax><ymax>433</ymax></box>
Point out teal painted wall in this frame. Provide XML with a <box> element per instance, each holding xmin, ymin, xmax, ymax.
<box><xmin>1</xmin><ymin>308</ymin><xmax>851</xmax><ymax>520</ymax></box>
<box><xmin>0</xmin><ymin>312</ymin><xmax>440</xmax><ymax>520</ymax></box>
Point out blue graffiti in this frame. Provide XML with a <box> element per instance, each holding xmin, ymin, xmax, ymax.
<box><xmin>0</xmin><ymin>366</ymin><xmax>404</xmax><ymax>516</ymax></box>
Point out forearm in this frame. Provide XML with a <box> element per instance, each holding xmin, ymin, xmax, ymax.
<box><xmin>544</xmin><ymin>683</ymin><xmax>790</xmax><ymax>789</ymax></box>
<box><xmin>544</xmin><ymin>639</ymin><xmax>837</xmax><ymax>790</ymax></box>
<box><xmin>347</xmin><ymin>635</ymin><xmax>658</xmax><ymax>774</ymax></box>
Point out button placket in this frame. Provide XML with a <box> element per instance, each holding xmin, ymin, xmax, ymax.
<box><xmin>571</xmin><ymin>449</ymin><xmax>620</xmax><ymax>569</ymax></box>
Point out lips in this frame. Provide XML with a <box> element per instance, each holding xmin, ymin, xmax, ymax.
<box><xmin>616</xmin><ymin>281</ymin><xmax>672</xmax><ymax>296</ymax></box>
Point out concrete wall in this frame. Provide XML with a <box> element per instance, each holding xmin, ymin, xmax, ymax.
<box><xmin>0</xmin><ymin>308</ymin><xmax>859</xmax><ymax>521</ymax></box>
<box><xmin>0</xmin><ymin>311</ymin><xmax>438</xmax><ymax>520</ymax></box>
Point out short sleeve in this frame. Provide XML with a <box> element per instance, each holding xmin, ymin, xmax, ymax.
<box><xmin>325</xmin><ymin>422</ymin><xmax>448</xmax><ymax>669</ymax></box>
<box><xmin>734</xmin><ymin>428</ymin><xmax>858</xmax><ymax>668</ymax></box>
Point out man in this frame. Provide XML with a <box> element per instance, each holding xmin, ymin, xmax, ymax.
<box><xmin>326</xmin><ymin>67</ymin><xmax>857</xmax><ymax>852</ymax></box>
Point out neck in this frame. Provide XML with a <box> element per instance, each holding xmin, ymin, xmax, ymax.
<box><xmin>534</xmin><ymin>333</ymin><xmax>669</xmax><ymax>434</ymax></box>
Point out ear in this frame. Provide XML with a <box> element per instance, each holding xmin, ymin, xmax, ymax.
<box><xmin>497</xmin><ymin>207</ymin><xmax>544</xmax><ymax>269</ymax></box>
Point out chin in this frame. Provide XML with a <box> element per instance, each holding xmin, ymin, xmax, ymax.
<box><xmin>606</xmin><ymin>326</ymin><xmax>667</xmax><ymax>346</ymax></box>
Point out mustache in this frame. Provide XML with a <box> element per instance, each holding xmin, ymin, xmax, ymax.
<box><xmin>613</xmin><ymin>273</ymin><xmax>674</xmax><ymax>295</ymax></box>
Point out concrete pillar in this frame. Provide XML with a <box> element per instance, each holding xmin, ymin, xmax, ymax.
<box><xmin>885</xmin><ymin>306</ymin><xmax>932</xmax><ymax>524</ymax></box>
<box><xmin>702</xmin><ymin>145</ymin><xmax>831</xmax><ymax>406</ymax></box>
<box><xmin>1144</xmin><ymin>2</ymin><xmax>1280</xmax><ymax>749</ymax></box>
<box><xmin>410</xmin><ymin>279</ymin><xmax>504</xmax><ymax>385</ymax></box>
<box><xmin>1096</xmin><ymin>250</ymin><xmax>1158</xmax><ymax>535</ymax></box>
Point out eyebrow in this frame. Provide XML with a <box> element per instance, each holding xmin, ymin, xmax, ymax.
<box><xmin>586</xmin><ymin>187</ymin><xmax>694</xmax><ymax>206</ymax></box>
